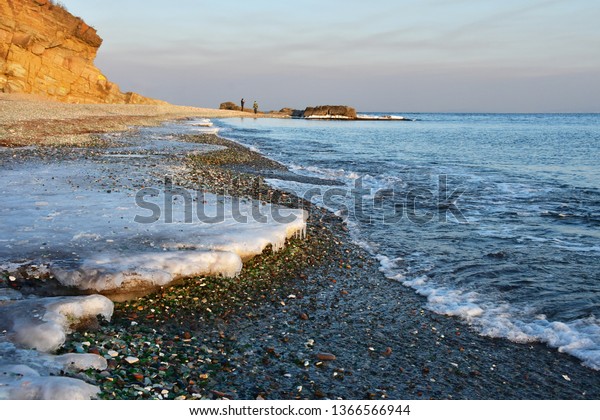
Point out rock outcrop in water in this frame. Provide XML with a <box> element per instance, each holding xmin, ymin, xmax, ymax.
<box><xmin>303</xmin><ymin>105</ymin><xmax>357</xmax><ymax>119</ymax></box>
<box><xmin>0</xmin><ymin>0</ymin><xmax>163</xmax><ymax>104</ymax></box>
<box><xmin>277</xmin><ymin>107</ymin><xmax>305</xmax><ymax>118</ymax></box>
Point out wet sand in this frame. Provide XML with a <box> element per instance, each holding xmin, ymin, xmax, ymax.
<box><xmin>2</xmin><ymin>97</ymin><xmax>600</xmax><ymax>399</ymax></box>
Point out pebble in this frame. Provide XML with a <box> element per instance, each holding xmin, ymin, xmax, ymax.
<box><xmin>125</xmin><ymin>356</ymin><xmax>140</xmax><ymax>364</ymax></box>
<box><xmin>316</xmin><ymin>352</ymin><xmax>336</xmax><ymax>361</ymax></box>
<box><xmin>107</xmin><ymin>350</ymin><xmax>119</xmax><ymax>357</ymax></box>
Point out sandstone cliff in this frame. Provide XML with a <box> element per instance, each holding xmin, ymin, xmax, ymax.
<box><xmin>0</xmin><ymin>0</ymin><xmax>163</xmax><ymax>104</ymax></box>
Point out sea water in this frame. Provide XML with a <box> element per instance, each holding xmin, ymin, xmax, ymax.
<box><xmin>215</xmin><ymin>113</ymin><xmax>600</xmax><ymax>369</ymax></box>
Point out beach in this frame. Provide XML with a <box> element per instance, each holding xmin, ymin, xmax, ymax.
<box><xmin>1</xmin><ymin>97</ymin><xmax>600</xmax><ymax>400</ymax></box>
<box><xmin>0</xmin><ymin>93</ymin><xmax>259</xmax><ymax>146</ymax></box>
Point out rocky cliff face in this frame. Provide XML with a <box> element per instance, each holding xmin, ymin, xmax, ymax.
<box><xmin>0</xmin><ymin>0</ymin><xmax>162</xmax><ymax>104</ymax></box>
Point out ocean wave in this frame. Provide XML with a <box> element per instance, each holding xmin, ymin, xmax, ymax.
<box><xmin>376</xmin><ymin>253</ymin><xmax>600</xmax><ymax>370</ymax></box>
<box><xmin>287</xmin><ymin>164</ymin><xmax>362</xmax><ymax>181</ymax></box>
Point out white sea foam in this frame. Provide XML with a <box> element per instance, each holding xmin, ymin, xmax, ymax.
<box><xmin>305</xmin><ymin>115</ymin><xmax>351</xmax><ymax>120</ymax></box>
<box><xmin>356</xmin><ymin>114</ymin><xmax>413</xmax><ymax>121</ymax></box>
<box><xmin>553</xmin><ymin>244</ymin><xmax>600</xmax><ymax>253</ymax></box>
<box><xmin>188</xmin><ymin>118</ymin><xmax>214</xmax><ymax>127</ymax></box>
<box><xmin>376</xmin><ymin>252</ymin><xmax>600</xmax><ymax>370</ymax></box>
<box><xmin>287</xmin><ymin>164</ymin><xmax>361</xmax><ymax>181</ymax></box>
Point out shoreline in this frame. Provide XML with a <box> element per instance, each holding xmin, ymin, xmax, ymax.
<box><xmin>68</xmin><ymin>132</ymin><xmax>600</xmax><ymax>399</ymax></box>
<box><xmin>0</xmin><ymin>93</ymin><xmax>275</xmax><ymax>147</ymax></box>
<box><xmin>1</xmin><ymin>99</ymin><xmax>600</xmax><ymax>399</ymax></box>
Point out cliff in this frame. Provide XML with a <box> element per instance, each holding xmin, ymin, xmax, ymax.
<box><xmin>0</xmin><ymin>0</ymin><xmax>163</xmax><ymax>104</ymax></box>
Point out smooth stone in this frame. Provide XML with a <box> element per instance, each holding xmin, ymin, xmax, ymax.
<box><xmin>316</xmin><ymin>352</ymin><xmax>336</xmax><ymax>361</ymax></box>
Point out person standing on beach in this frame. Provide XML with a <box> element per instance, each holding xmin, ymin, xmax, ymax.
<box><xmin>241</xmin><ymin>98</ymin><xmax>245</xmax><ymax>112</ymax></box>
<box><xmin>253</xmin><ymin>101</ymin><xmax>258</xmax><ymax>114</ymax></box>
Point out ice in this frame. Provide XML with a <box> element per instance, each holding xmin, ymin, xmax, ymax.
<box><xmin>0</xmin><ymin>295</ymin><xmax>113</xmax><ymax>352</ymax></box>
<box><xmin>0</xmin><ymin>289</ymin><xmax>23</xmax><ymax>302</ymax></box>
<box><xmin>1</xmin><ymin>130</ymin><xmax>307</xmax><ymax>295</ymax></box>
<box><xmin>0</xmin><ymin>295</ymin><xmax>113</xmax><ymax>400</ymax></box>
<box><xmin>53</xmin><ymin>250</ymin><xmax>243</xmax><ymax>291</ymax></box>
<box><xmin>0</xmin><ymin>366</ymin><xmax>100</xmax><ymax>400</ymax></box>
<box><xmin>0</xmin><ymin>119</ymin><xmax>308</xmax><ymax>398</ymax></box>
<box><xmin>0</xmin><ymin>169</ymin><xmax>307</xmax><ymax>293</ymax></box>
<box><xmin>0</xmin><ymin>120</ymin><xmax>309</xmax><ymax>397</ymax></box>
<box><xmin>53</xmin><ymin>353</ymin><xmax>107</xmax><ymax>371</ymax></box>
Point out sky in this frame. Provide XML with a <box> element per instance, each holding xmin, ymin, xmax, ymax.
<box><xmin>59</xmin><ymin>0</ymin><xmax>600</xmax><ymax>112</ymax></box>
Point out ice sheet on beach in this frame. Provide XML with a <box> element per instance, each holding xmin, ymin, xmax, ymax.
<box><xmin>0</xmin><ymin>119</ymin><xmax>308</xmax><ymax>399</ymax></box>
<box><xmin>1</xmin><ymin>148</ymin><xmax>306</xmax><ymax>296</ymax></box>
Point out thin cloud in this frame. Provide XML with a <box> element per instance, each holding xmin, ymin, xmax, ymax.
<box><xmin>442</xmin><ymin>0</ymin><xmax>567</xmax><ymax>39</ymax></box>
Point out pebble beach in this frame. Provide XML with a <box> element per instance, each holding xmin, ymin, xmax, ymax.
<box><xmin>1</xmin><ymin>96</ymin><xmax>600</xmax><ymax>400</ymax></box>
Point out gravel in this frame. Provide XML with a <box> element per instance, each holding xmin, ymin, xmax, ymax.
<box><xmin>2</xmin><ymin>99</ymin><xmax>599</xmax><ymax>399</ymax></box>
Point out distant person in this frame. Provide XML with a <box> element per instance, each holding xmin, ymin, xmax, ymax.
<box><xmin>253</xmin><ymin>101</ymin><xmax>258</xmax><ymax>114</ymax></box>
<box><xmin>241</xmin><ymin>98</ymin><xmax>245</xmax><ymax>112</ymax></box>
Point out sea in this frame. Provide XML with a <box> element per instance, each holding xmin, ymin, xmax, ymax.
<box><xmin>213</xmin><ymin>113</ymin><xmax>600</xmax><ymax>370</ymax></box>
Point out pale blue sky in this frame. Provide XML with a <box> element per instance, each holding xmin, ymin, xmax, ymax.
<box><xmin>60</xmin><ymin>0</ymin><xmax>600</xmax><ymax>112</ymax></box>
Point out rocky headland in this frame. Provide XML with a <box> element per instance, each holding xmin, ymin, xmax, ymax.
<box><xmin>0</xmin><ymin>0</ymin><xmax>161</xmax><ymax>104</ymax></box>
